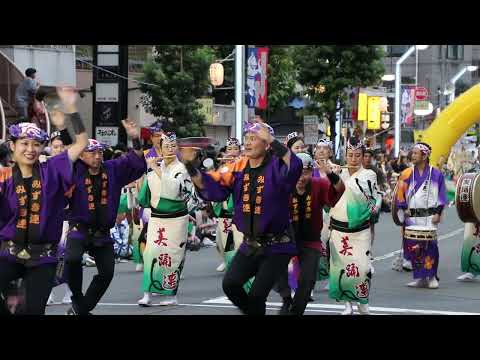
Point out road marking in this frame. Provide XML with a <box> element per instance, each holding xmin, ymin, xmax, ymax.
<box><xmin>373</xmin><ymin>227</ymin><xmax>463</xmax><ymax>262</ymax></box>
<box><xmin>202</xmin><ymin>296</ymin><xmax>480</xmax><ymax>315</ymax></box>
<box><xmin>86</xmin><ymin>302</ymin><xmax>387</xmax><ymax>314</ymax></box>
<box><xmin>53</xmin><ymin>299</ymin><xmax>478</xmax><ymax>315</ymax></box>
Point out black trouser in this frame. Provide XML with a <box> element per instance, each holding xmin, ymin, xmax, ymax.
<box><xmin>289</xmin><ymin>246</ymin><xmax>320</xmax><ymax>315</ymax></box>
<box><xmin>0</xmin><ymin>260</ymin><xmax>56</xmax><ymax>315</ymax></box>
<box><xmin>275</xmin><ymin>245</ymin><xmax>321</xmax><ymax>315</ymax></box>
<box><xmin>274</xmin><ymin>269</ymin><xmax>292</xmax><ymax>300</ymax></box>
<box><xmin>65</xmin><ymin>237</ymin><xmax>115</xmax><ymax>315</ymax></box>
<box><xmin>222</xmin><ymin>249</ymin><xmax>292</xmax><ymax>315</ymax></box>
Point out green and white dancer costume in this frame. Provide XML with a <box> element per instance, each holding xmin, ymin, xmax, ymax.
<box><xmin>137</xmin><ymin>156</ymin><xmax>192</xmax><ymax>301</ymax></box>
<box><xmin>328</xmin><ymin>165</ymin><xmax>381</xmax><ymax>311</ymax></box>
<box><xmin>460</xmin><ymin>223</ymin><xmax>480</xmax><ymax>278</ymax></box>
<box><xmin>213</xmin><ymin>195</ymin><xmax>243</xmax><ymax>257</ymax></box>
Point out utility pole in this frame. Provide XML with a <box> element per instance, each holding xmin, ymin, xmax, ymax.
<box><xmin>235</xmin><ymin>45</ymin><xmax>245</xmax><ymax>143</ymax></box>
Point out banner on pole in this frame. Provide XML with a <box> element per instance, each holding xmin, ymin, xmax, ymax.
<box><xmin>246</xmin><ymin>47</ymin><xmax>269</xmax><ymax>110</ymax></box>
<box><xmin>401</xmin><ymin>85</ymin><xmax>416</xmax><ymax>126</ymax></box>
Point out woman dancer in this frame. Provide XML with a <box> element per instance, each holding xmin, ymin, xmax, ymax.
<box><xmin>137</xmin><ymin>132</ymin><xmax>193</xmax><ymax>306</ymax></box>
<box><xmin>328</xmin><ymin>137</ymin><xmax>381</xmax><ymax>315</ymax></box>
<box><xmin>0</xmin><ymin>87</ymin><xmax>88</xmax><ymax>315</ymax></box>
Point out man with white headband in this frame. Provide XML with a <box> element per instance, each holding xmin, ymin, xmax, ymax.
<box><xmin>394</xmin><ymin>142</ymin><xmax>446</xmax><ymax>289</ymax></box>
<box><xmin>181</xmin><ymin>121</ymin><xmax>302</xmax><ymax>315</ymax></box>
<box><xmin>328</xmin><ymin>137</ymin><xmax>382</xmax><ymax>315</ymax></box>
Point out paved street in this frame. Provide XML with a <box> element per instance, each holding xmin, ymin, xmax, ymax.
<box><xmin>46</xmin><ymin>206</ymin><xmax>480</xmax><ymax>315</ymax></box>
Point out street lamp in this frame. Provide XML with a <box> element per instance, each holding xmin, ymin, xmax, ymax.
<box><xmin>394</xmin><ymin>45</ymin><xmax>429</xmax><ymax>157</ymax></box>
<box><xmin>447</xmin><ymin>65</ymin><xmax>478</xmax><ymax>104</ymax></box>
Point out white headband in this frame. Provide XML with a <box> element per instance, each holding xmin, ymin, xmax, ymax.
<box><xmin>414</xmin><ymin>143</ymin><xmax>431</xmax><ymax>156</ymax></box>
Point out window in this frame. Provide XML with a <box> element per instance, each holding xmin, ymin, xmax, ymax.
<box><xmin>472</xmin><ymin>60</ymin><xmax>480</xmax><ymax>79</ymax></box>
<box><xmin>386</xmin><ymin>45</ymin><xmax>410</xmax><ymax>57</ymax></box>
<box><xmin>447</xmin><ymin>45</ymin><xmax>464</xmax><ymax>60</ymax></box>
<box><xmin>18</xmin><ymin>45</ymin><xmax>73</xmax><ymax>51</ymax></box>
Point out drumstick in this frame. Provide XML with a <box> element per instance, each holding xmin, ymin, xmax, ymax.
<box><xmin>217</xmin><ymin>157</ymin><xmax>236</xmax><ymax>161</ymax></box>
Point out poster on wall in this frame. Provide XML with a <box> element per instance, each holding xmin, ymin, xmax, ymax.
<box><xmin>96</xmin><ymin>126</ymin><xmax>119</xmax><ymax>146</ymax></box>
<box><xmin>246</xmin><ymin>47</ymin><xmax>269</xmax><ymax>110</ymax></box>
<box><xmin>401</xmin><ymin>85</ymin><xmax>416</xmax><ymax>126</ymax></box>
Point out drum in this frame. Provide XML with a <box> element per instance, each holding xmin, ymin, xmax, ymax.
<box><xmin>456</xmin><ymin>172</ymin><xmax>480</xmax><ymax>223</ymax></box>
<box><xmin>404</xmin><ymin>227</ymin><xmax>437</xmax><ymax>241</ymax></box>
<box><xmin>391</xmin><ymin>181</ymin><xmax>405</xmax><ymax>226</ymax></box>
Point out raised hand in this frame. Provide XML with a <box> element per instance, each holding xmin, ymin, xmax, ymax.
<box><xmin>56</xmin><ymin>86</ymin><xmax>78</xmax><ymax>114</ymax></box>
<box><xmin>121</xmin><ymin>118</ymin><xmax>140</xmax><ymax>139</ymax></box>
<box><xmin>50</xmin><ymin>106</ymin><xmax>66</xmax><ymax>130</ymax></box>
<box><xmin>315</xmin><ymin>159</ymin><xmax>332</xmax><ymax>175</ymax></box>
<box><xmin>146</xmin><ymin>156</ymin><xmax>161</xmax><ymax>170</ymax></box>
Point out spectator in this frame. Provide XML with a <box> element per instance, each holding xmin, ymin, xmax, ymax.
<box><xmin>0</xmin><ymin>141</ymin><xmax>14</xmax><ymax>168</ymax></box>
<box><xmin>194</xmin><ymin>204</ymin><xmax>217</xmax><ymax>247</ymax></box>
<box><xmin>15</xmin><ymin>68</ymin><xmax>39</xmax><ymax>121</ymax></box>
<box><xmin>110</xmin><ymin>213</ymin><xmax>131</xmax><ymax>263</ymax></box>
<box><xmin>364</xmin><ymin>149</ymin><xmax>391</xmax><ymax>213</ymax></box>
<box><xmin>363</xmin><ymin>149</ymin><xmax>386</xmax><ymax>191</ymax></box>
<box><xmin>27</xmin><ymin>87</ymin><xmax>48</xmax><ymax>130</ymax></box>
<box><xmin>391</xmin><ymin>152</ymin><xmax>409</xmax><ymax>174</ymax></box>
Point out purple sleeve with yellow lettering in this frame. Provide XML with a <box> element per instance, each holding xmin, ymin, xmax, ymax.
<box><xmin>196</xmin><ymin>159</ymin><xmax>246</xmax><ymax>202</ymax></box>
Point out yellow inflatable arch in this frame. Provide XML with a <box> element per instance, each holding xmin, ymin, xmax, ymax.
<box><xmin>421</xmin><ymin>83</ymin><xmax>480</xmax><ymax>167</ymax></box>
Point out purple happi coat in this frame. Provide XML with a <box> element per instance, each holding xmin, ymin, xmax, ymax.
<box><xmin>68</xmin><ymin>150</ymin><xmax>146</xmax><ymax>244</ymax></box>
<box><xmin>395</xmin><ymin>165</ymin><xmax>447</xmax><ymax>279</ymax></box>
<box><xmin>0</xmin><ymin>151</ymin><xmax>73</xmax><ymax>265</ymax></box>
<box><xmin>197</xmin><ymin>153</ymin><xmax>302</xmax><ymax>255</ymax></box>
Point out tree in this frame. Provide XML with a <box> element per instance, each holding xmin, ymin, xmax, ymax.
<box><xmin>265</xmin><ymin>46</ymin><xmax>297</xmax><ymax>119</ymax></box>
<box><xmin>138</xmin><ymin>45</ymin><xmax>216</xmax><ymax>137</ymax></box>
<box><xmin>293</xmin><ymin>45</ymin><xmax>385</xmax><ymax>147</ymax></box>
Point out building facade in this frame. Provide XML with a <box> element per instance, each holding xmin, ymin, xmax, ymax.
<box><xmin>383</xmin><ymin>45</ymin><xmax>480</xmax><ymax>110</ymax></box>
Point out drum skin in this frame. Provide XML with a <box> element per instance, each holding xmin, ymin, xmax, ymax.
<box><xmin>456</xmin><ymin>173</ymin><xmax>480</xmax><ymax>223</ymax></box>
<box><xmin>403</xmin><ymin>227</ymin><xmax>437</xmax><ymax>241</ymax></box>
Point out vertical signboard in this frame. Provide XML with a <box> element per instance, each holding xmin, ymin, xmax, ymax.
<box><xmin>303</xmin><ymin>115</ymin><xmax>319</xmax><ymax>145</ymax></box>
<box><xmin>367</xmin><ymin>96</ymin><xmax>381</xmax><ymax>130</ymax></box>
<box><xmin>358</xmin><ymin>93</ymin><xmax>368</xmax><ymax>121</ymax></box>
<box><xmin>93</xmin><ymin>45</ymin><xmax>128</xmax><ymax>145</ymax></box>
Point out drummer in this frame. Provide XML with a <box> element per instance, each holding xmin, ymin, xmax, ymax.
<box><xmin>394</xmin><ymin>142</ymin><xmax>447</xmax><ymax>289</ymax></box>
<box><xmin>457</xmin><ymin>157</ymin><xmax>480</xmax><ymax>282</ymax></box>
